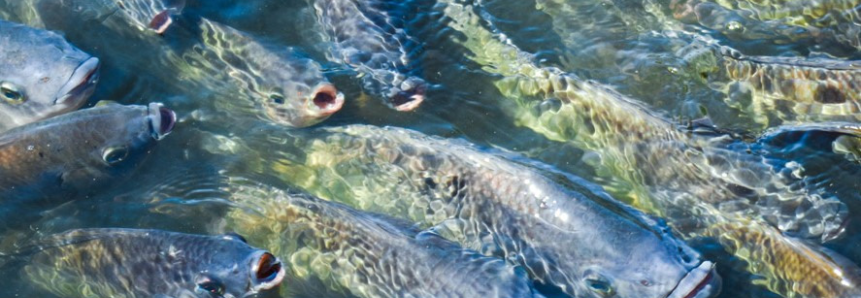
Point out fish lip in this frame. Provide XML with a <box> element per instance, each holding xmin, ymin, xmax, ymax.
<box><xmin>249</xmin><ymin>251</ymin><xmax>286</xmax><ymax>293</ymax></box>
<box><xmin>54</xmin><ymin>57</ymin><xmax>101</xmax><ymax>106</ymax></box>
<box><xmin>390</xmin><ymin>78</ymin><xmax>427</xmax><ymax>112</ymax></box>
<box><xmin>665</xmin><ymin>261</ymin><xmax>721</xmax><ymax>298</ymax></box>
<box><xmin>306</xmin><ymin>83</ymin><xmax>345</xmax><ymax>118</ymax></box>
<box><xmin>146</xmin><ymin>102</ymin><xmax>176</xmax><ymax>140</ymax></box>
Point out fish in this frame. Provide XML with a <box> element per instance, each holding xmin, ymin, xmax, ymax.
<box><xmin>240</xmin><ymin>124</ymin><xmax>720</xmax><ymax>298</ymax></box>
<box><xmin>1</xmin><ymin>1</ymin><xmax>342</xmax><ymax>128</ymax></box>
<box><xmin>162</xmin><ymin>17</ymin><xmax>344</xmax><ymax>127</ymax></box>
<box><xmin>5</xmin><ymin>0</ymin><xmax>186</xmax><ymax>35</ymax></box>
<box><xmin>0</xmin><ymin>19</ymin><xmax>99</xmax><ymax>132</ymax></box>
<box><xmin>438</xmin><ymin>2</ymin><xmax>861</xmax><ymax>297</ymax></box>
<box><xmin>226</xmin><ymin>180</ymin><xmax>544</xmax><ymax>298</ymax></box>
<box><xmin>312</xmin><ymin>0</ymin><xmax>426</xmax><ymax>111</ymax></box>
<box><xmin>674</xmin><ymin>37</ymin><xmax>861</xmax><ymax>126</ymax></box>
<box><xmin>16</xmin><ymin>228</ymin><xmax>284</xmax><ymax>298</ymax></box>
<box><xmin>0</xmin><ymin>103</ymin><xmax>175</xmax><ymax>224</ymax></box>
<box><xmin>531</xmin><ymin>0</ymin><xmax>861</xmax><ymax>128</ymax></box>
<box><xmin>670</xmin><ymin>0</ymin><xmax>861</xmax><ymax>51</ymax></box>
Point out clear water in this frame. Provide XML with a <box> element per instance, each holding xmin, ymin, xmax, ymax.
<box><xmin>1</xmin><ymin>0</ymin><xmax>860</xmax><ymax>297</ymax></box>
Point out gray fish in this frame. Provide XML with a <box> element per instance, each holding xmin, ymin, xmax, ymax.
<box><xmin>0</xmin><ymin>103</ymin><xmax>175</xmax><ymax>219</ymax></box>
<box><xmin>19</xmin><ymin>228</ymin><xmax>285</xmax><ymax>298</ymax></box>
<box><xmin>163</xmin><ymin>18</ymin><xmax>345</xmax><ymax>127</ymax></box>
<box><xmin>6</xmin><ymin>0</ymin><xmax>185</xmax><ymax>35</ymax></box>
<box><xmin>0</xmin><ymin>19</ymin><xmax>99</xmax><ymax>132</ymax></box>
<box><xmin>439</xmin><ymin>2</ymin><xmax>861</xmax><ymax>297</ymax></box>
<box><xmin>313</xmin><ymin>0</ymin><xmax>426</xmax><ymax>111</ymax></box>
<box><xmin>244</xmin><ymin>125</ymin><xmax>720</xmax><ymax>298</ymax></box>
<box><xmin>670</xmin><ymin>0</ymin><xmax>861</xmax><ymax>51</ymax></box>
<box><xmin>227</xmin><ymin>181</ymin><xmax>543</xmax><ymax>298</ymax></box>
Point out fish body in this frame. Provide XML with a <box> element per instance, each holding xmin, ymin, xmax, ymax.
<box><xmin>19</xmin><ymin>228</ymin><xmax>285</xmax><ymax>298</ymax></box>
<box><xmin>0</xmin><ymin>103</ymin><xmax>174</xmax><ymax>217</ymax></box>
<box><xmin>439</xmin><ymin>2</ymin><xmax>860</xmax><ymax>297</ymax></box>
<box><xmin>671</xmin><ymin>0</ymin><xmax>861</xmax><ymax>50</ymax></box>
<box><xmin>313</xmin><ymin>0</ymin><xmax>426</xmax><ymax>111</ymax></box>
<box><xmin>251</xmin><ymin>124</ymin><xmax>719</xmax><ymax>298</ymax></box>
<box><xmin>0</xmin><ymin>19</ymin><xmax>99</xmax><ymax>132</ymax></box>
<box><xmin>227</xmin><ymin>182</ymin><xmax>542</xmax><ymax>298</ymax></box>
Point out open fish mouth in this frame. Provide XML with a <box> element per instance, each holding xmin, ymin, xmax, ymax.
<box><xmin>390</xmin><ymin>77</ymin><xmax>427</xmax><ymax>112</ymax></box>
<box><xmin>147</xmin><ymin>102</ymin><xmax>176</xmax><ymax>140</ymax></box>
<box><xmin>54</xmin><ymin>57</ymin><xmax>101</xmax><ymax>106</ymax></box>
<box><xmin>666</xmin><ymin>261</ymin><xmax>721</xmax><ymax>298</ymax></box>
<box><xmin>250</xmin><ymin>252</ymin><xmax>286</xmax><ymax>292</ymax></box>
<box><xmin>308</xmin><ymin>83</ymin><xmax>345</xmax><ymax>117</ymax></box>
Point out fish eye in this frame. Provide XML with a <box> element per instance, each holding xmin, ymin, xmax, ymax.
<box><xmin>102</xmin><ymin>146</ymin><xmax>130</xmax><ymax>165</ymax></box>
<box><xmin>196</xmin><ymin>276</ymin><xmax>225</xmax><ymax>297</ymax></box>
<box><xmin>0</xmin><ymin>82</ymin><xmax>24</xmax><ymax>104</ymax></box>
<box><xmin>584</xmin><ymin>274</ymin><xmax>614</xmax><ymax>297</ymax></box>
<box><xmin>269</xmin><ymin>94</ymin><xmax>285</xmax><ymax>105</ymax></box>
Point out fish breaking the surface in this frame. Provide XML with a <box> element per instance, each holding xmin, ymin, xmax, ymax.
<box><xmin>14</xmin><ymin>228</ymin><xmax>284</xmax><ymax>298</ymax></box>
<box><xmin>239</xmin><ymin>124</ymin><xmax>720</xmax><ymax>298</ymax></box>
<box><xmin>0</xmin><ymin>103</ymin><xmax>175</xmax><ymax>227</ymax></box>
<box><xmin>439</xmin><ymin>1</ymin><xmax>861</xmax><ymax>297</ymax></box>
<box><xmin>0</xmin><ymin>19</ymin><xmax>99</xmax><ymax>132</ymax></box>
<box><xmin>312</xmin><ymin>0</ymin><xmax>426</xmax><ymax>111</ymax></box>
<box><xmin>226</xmin><ymin>180</ymin><xmax>543</xmax><ymax>298</ymax></box>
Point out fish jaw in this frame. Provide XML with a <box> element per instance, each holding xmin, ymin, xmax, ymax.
<box><xmin>248</xmin><ymin>251</ymin><xmax>286</xmax><ymax>293</ymax></box>
<box><xmin>146</xmin><ymin>102</ymin><xmax>176</xmax><ymax>140</ymax></box>
<box><xmin>666</xmin><ymin>261</ymin><xmax>721</xmax><ymax>298</ymax></box>
<box><xmin>389</xmin><ymin>76</ymin><xmax>427</xmax><ymax>112</ymax></box>
<box><xmin>53</xmin><ymin>57</ymin><xmax>100</xmax><ymax>108</ymax></box>
<box><xmin>299</xmin><ymin>83</ymin><xmax>345</xmax><ymax>126</ymax></box>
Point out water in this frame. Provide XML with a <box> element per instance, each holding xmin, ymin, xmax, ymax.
<box><xmin>1</xmin><ymin>0</ymin><xmax>861</xmax><ymax>297</ymax></box>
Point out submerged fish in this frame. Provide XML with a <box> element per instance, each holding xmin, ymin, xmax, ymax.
<box><xmin>227</xmin><ymin>181</ymin><xmax>543</xmax><ymax>298</ymax></box>
<box><xmin>439</xmin><ymin>2</ymin><xmax>860</xmax><ymax>297</ymax></box>
<box><xmin>244</xmin><ymin>125</ymin><xmax>720</xmax><ymax>298</ymax></box>
<box><xmin>18</xmin><ymin>228</ymin><xmax>284</xmax><ymax>298</ymax></box>
<box><xmin>313</xmin><ymin>0</ymin><xmax>426</xmax><ymax>111</ymax></box>
<box><xmin>0</xmin><ymin>20</ymin><xmax>99</xmax><ymax>132</ymax></box>
<box><xmin>676</xmin><ymin>36</ymin><xmax>861</xmax><ymax>126</ymax></box>
<box><xmin>162</xmin><ymin>18</ymin><xmax>344</xmax><ymax>127</ymax></box>
<box><xmin>0</xmin><ymin>103</ymin><xmax>175</xmax><ymax>223</ymax></box>
<box><xmin>670</xmin><ymin>0</ymin><xmax>861</xmax><ymax>51</ymax></box>
<box><xmin>6</xmin><ymin>0</ymin><xmax>185</xmax><ymax>35</ymax></box>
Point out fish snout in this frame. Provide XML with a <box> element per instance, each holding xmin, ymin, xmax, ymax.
<box><xmin>251</xmin><ymin>252</ymin><xmax>285</xmax><ymax>292</ymax></box>
<box><xmin>390</xmin><ymin>77</ymin><xmax>426</xmax><ymax>112</ymax></box>
<box><xmin>147</xmin><ymin>103</ymin><xmax>176</xmax><ymax>140</ymax></box>
<box><xmin>55</xmin><ymin>57</ymin><xmax>101</xmax><ymax>106</ymax></box>
<box><xmin>309</xmin><ymin>83</ymin><xmax>344</xmax><ymax>117</ymax></box>
<box><xmin>666</xmin><ymin>261</ymin><xmax>721</xmax><ymax>298</ymax></box>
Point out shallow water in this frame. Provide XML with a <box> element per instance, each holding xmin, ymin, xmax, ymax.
<box><xmin>1</xmin><ymin>0</ymin><xmax>861</xmax><ymax>297</ymax></box>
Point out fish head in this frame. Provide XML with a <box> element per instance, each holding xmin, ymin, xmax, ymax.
<box><xmin>59</xmin><ymin>103</ymin><xmax>175</xmax><ymax>190</ymax></box>
<box><xmin>384</xmin><ymin>75</ymin><xmax>426</xmax><ymax>112</ymax></box>
<box><xmin>193</xmin><ymin>234</ymin><xmax>286</xmax><ymax>298</ymax></box>
<box><xmin>258</xmin><ymin>57</ymin><xmax>344</xmax><ymax>127</ymax></box>
<box><xmin>568</xmin><ymin>229</ymin><xmax>720</xmax><ymax>298</ymax></box>
<box><xmin>0</xmin><ymin>21</ymin><xmax>99</xmax><ymax>129</ymax></box>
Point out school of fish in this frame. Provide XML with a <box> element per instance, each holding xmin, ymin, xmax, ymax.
<box><xmin>0</xmin><ymin>0</ymin><xmax>859</xmax><ymax>298</ymax></box>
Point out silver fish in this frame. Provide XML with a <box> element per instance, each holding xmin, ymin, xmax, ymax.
<box><xmin>313</xmin><ymin>0</ymin><xmax>426</xmax><ymax>111</ymax></box>
<box><xmin>242</xmin><ymin>124</ymin><xmax>720</xmax><ymax>298</ymax></box>
<box><xmin>227</xmin><ymin>180</ymin><xmax>543</xmax><ymax>298</ymax></box>
<box><xmin>19</xmin><ymin>228</ymin><xmax>285</xmax><ymax>298</ymax></box>
<box><xmin>0</xmin><ymin>19</ymin><xmax>99</xmax><ymax>132</ymax></box>
<box><xmin>0</xmin><ymin>103</ymin><xmax>175</xmax><ymax>221</ymax></box>
<box><xmin>439</xmin><ymin>2</ymin><xmax>861</xmax><ymax>297</ymax></box>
